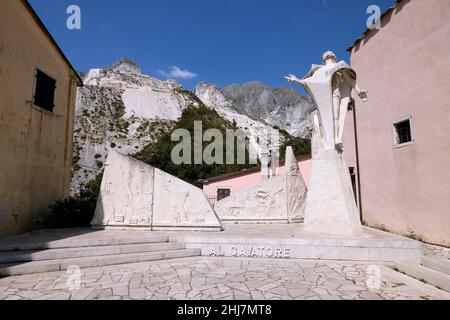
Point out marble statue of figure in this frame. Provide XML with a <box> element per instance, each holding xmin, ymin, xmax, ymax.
<box><xmin>285</xmin><ymin>51</ymin><xmax>368</xmax><ymax>151</ymax></box>
<box><xmin>283</xmin><ymin>51</ymin><xmax>368</xmax><ymax>237</ymax></box>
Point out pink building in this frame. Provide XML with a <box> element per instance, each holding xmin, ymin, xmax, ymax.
<box><xmin>344</xmin><ymin>0</ymin><xmax>450</xmax><ymax>246</ymax></box>
<box><xmin>202</xmin><ymin>155</ymin><xmax>312</xmax><ymax>203</ymax></box>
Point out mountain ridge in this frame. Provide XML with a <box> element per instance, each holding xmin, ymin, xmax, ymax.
<box><xmin>71</xmin><ymin>59</ymin><xmax>315</xmax><ymax>194</ymax></box>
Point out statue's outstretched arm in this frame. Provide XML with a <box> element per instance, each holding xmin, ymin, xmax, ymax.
<box><xmin>285</xmin><ymin>64</ymin><xmax>321</xmax><ymax>87</ymax></box>
<box><xmin>285</xmin><ymin>74</ymin><xmax>305</xmax><ymax>86</ymax></box>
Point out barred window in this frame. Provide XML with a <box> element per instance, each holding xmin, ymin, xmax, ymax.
<box><xmin>217</xmin><ymin>189</ymin><xmax>231</xmax><ymax>201</ymax></box>
<box><xmin>393</xmin><ymin>119</ymin><xmax>413</xmax><ymax>146</ymax></box>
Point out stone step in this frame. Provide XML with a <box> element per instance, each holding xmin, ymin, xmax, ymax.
<box><xmin>0</xmin><ymin>248</ymin><xmax>201</xmax><ymax>277</ymax></box>
<box><xmin>0</xmin><ymin>242</ymin><xmax>185</xmax><ymax>264</ymax></box>
<box><xmin>0</xmin><ymin>235</ymin><xmax>170</xmax><ymax>252</ymax></box>
<box><xmin>421</xmin><ymin>256</ymin><xmax>450</xmax><ymax>276</ymax></box>
<box><xmin>395</xmin><ymin>262</ymin><xmax>450</xmax><ymax>293</ymax></box>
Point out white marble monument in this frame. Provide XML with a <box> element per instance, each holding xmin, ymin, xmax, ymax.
<box><xmin>91</xmin><ymin>149</ymin><xmax>222</xmax><ymax>231</ymax></box>
<box><xmin>286</xmin><ymin>51</ymin><xmax>368</xmax><ymax>236</ymax></box>
<box><xmin>215</xmin><ymin>147</ymin><xmax>307</xmax><ymax>224</ymax></box>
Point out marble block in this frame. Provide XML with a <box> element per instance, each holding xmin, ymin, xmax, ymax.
<box><xmin>285</xmin><ymin>146</ymin><xmax>308</xmax><ymax>223</ymax></box>
<box><xmin>91</xmin><ymin>149</ymin><xmax>222</xmax><ymax>231</ymax></box>
<box><xmin>152</xmin><ymin>168</ymin><xmax>223</xmax><ymax>230</ymax></box>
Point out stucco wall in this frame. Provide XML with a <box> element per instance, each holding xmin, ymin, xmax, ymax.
<box><xmin>0</xmin><ymin>0</ymin><xmax>77</xmax><ymax>237</ymax></box>
<box><xmin>346</xmin><ymin>0</ymin><xmax>450</xmax><ymax>245</ymax></box>
<box><xmin>203</xmin><ymin>159</ymin><xmax>312</xmax><ymax>199</ymax></box>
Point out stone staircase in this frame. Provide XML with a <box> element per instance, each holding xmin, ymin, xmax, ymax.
<box><xmin>0</xmin><ymin>235</ymin><xmax>200</xmax><ymax>277</ymax></box>
<box><xmin>395</xmin><ymin>256</ymin><xmax>450</xmax><ymax>293</ymax></box>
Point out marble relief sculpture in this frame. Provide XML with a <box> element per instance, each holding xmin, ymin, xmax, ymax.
<box><xmin>286</xmin><ymin>51</ymin><xmax>368</xmax><ymax>236</ymax></box>
<box><xmin>215</xmin><ymin>147</ymin><xmax>308</xmax><ymax>223</ymax></box>
<box><xmin>91</xmin><ymin>149</ymin><xmax>222</xmax><ymax>231</ymax></box>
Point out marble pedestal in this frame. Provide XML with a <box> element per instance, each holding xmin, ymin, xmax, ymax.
<box><xmin>166</xmin><ymin>224</ymin><xmax>421</xmax><ymax>263</ymax></box>
<box><xmin>303</xmin><ymin>112</ymin><xmax>363</xmax><ymax>237</ymax></box>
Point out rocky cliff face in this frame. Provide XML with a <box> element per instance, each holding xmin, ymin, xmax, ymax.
<box><xmin>196</xmin><ymin>81</ymin><xmax>316</xmax><ymax>138</ymax></box>
<box><xmin>72</xmin><ymin>59</ymin><xmax>315</xmax><ymax>194</ymax></box>
<box><xmin>195</xmin><ymin>82</ymin><xmax>277</xmax><ymax>134</ymax></box>
<box><xmin>71</xmin><ymin>59</ymin><xmax>198</xmax><ymax>193</ymax></box>
<box><xmin>195</xmin><ymin>81</ymin><xmax>286</xmax><ymax>159</ymax></box>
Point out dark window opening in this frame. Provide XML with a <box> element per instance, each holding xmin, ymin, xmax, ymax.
<box><xmin>394</xmin><ymin>119</ymin><xmax>412</xmax><ymax>145</ymax></box>
<box><xmin>33</xmin><ymin>69</ymin><xmax>56</xmax><ymax>113</ymax></box>
<box><xmin>349</xmin><ymin>167</ymin><xmax>357</xmax><ymax>204</ymax></box>
<box><xmin>217</xmin><ymin>188</ymin><xmax>231</xmax><ymax>201</ymax></box>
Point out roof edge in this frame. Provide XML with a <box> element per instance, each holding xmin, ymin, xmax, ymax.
<box><xmin>22</xmin><ymin>0</ymin><xmax>83</xmax><ymax>86</ymax></box>
<box><xmin>199</xmin><ymin>154</ymin><xmax>312</xmax><ymax>184</ymax></box>
<box><xmin>347</xmin><ymin>0</ymin><xmax>403</xmax><ymax>53</ymax></box>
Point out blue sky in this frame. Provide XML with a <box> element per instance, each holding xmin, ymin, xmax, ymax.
<box><xmin>29</xmin><ymin>0</ymin><xmax>393</xmax><ymax>91</ymax></box>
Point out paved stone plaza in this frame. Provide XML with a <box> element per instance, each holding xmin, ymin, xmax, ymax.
<box><xmin>1</xmin><ymin>257</ymin><xmax>449</xmax><ymax>300</ymax></box>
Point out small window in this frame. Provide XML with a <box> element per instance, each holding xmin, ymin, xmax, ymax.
<box><xmin>393</xmin><ymin>118</ymin><xmax>413</xmax><ymax>147</ymax></box>
<box><xmin>33</xmin><ymin>69</ymin><xmax>56</xmax><ymax>113</ymax></box>
<box><xmin>349</xmin><ymin>167</ymin><xmax>357</xmax><ymax>203</ymax></box>
<box><xmin>217</xmin><ymin>188</ymin><xmax>231</xmax><ymax>201</ymax></box>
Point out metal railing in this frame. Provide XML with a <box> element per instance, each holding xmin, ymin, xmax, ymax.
<box><xmin>207</xmin><ymin>196</ymin><xmax>217</xmax><ymax>208</ymax></box>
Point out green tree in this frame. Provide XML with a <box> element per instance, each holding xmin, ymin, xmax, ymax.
<box><xmin>133</xmin><ymin>103</ymin><xmax>311</xmax><ymax>186</ymax></box>
<box><xmin>133</xmin><ymin>104</ymin><xmax>254</xmax><ymax>186</ymax></box>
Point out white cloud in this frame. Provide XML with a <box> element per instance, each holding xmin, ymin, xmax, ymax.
<box><xmin>158</xmin><ymin>66</ymin><xmax>198</xmax><ymax>80</ymax></box>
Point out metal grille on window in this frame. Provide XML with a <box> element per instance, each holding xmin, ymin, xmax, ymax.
<box><xmin>217</xmin><ymin>189</ymin><xmax>231</xmax><ymax>201</ymax></box>
<box><xmin>394</xmin><ymin>120</ymin><xmax>412</xmax><ymax>145</ymax></box>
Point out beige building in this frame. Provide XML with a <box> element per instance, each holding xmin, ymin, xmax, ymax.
<box><xmin>0</xmin><ymin>0</ymin><xmax>82</xmax><ymax>237</ymax></box>
<box><xmin>344</xmin><ymin>0</ymin><xmax>450</xmax><ymax>246</ymax></box>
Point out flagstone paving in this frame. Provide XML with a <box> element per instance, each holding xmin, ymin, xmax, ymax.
<box><xmin>0</xmin><ymin>257</ymin><xmax>448</xmax><ymax>300</ymax></box>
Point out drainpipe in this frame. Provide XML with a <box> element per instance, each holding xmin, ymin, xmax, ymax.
<box><xmin>353</xmin><ymin>103</ymin><xmax>363</xmax><ymax>223</ymax></box>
